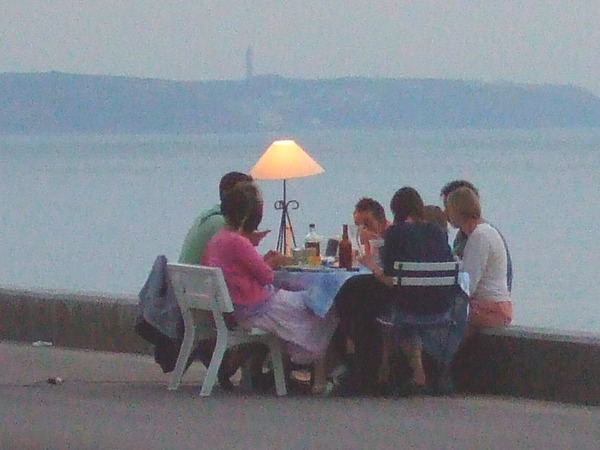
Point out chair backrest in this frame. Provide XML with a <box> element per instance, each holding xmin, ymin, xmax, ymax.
<box><xmin>392</xmin><ymin>261</ymin><xmax>461</xmax><ymax>287</ymax></box>
<box><xmin>166</xmin><ymin>263</ymin><xmax>234</xmax><ymax>314</ymax></box>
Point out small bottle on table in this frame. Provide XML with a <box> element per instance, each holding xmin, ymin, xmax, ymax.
<box><xmin>304</xmin><ymin>223</ymin><xmax>321</xmax><ymax>257</ymax></box>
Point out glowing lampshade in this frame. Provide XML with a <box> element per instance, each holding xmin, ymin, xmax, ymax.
<box><xmin>249</xmin><ymin>140</ymin><xmax>324</xmax><ymax>180</ymax></box>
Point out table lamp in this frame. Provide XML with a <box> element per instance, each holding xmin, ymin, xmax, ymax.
<box><xmin>249</xmin><ymin>140</ymin><xmax>324</xmax><ymax>255</ymax></box>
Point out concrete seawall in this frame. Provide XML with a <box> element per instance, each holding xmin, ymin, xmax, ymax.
<box><xmin>0</xmin><ymin>287</ymin><xmax>150</xmax><ymax>354</ymax></box>
<box><xmin>1</xmin><ymin>287</ymin><xmax>599</xmax><ymax>406</ymax></box>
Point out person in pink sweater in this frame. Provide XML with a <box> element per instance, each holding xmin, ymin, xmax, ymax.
<box><xmin>202</xmin><ymin>182</ymin><xmax>338</xmax><ymax>364</ymax></box>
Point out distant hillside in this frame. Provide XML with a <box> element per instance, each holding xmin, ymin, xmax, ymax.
<box><xmin>1</xmin><ymin>71</ymin><xmax>599</xmax><ymax>133</ymax></box>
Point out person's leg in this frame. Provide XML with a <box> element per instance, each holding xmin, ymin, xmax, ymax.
<box><xmin>311</xmin><ymin>338</ymin><xmax>344</xmax><ymax>394</ymax></box>
<box><xmin>189</xmin><ymin>340</ymin><xmax>255</xmax><ymax>391</ymax></box>
<box><xmin>451</xmin><ymin>300</ymin><xmax>513</xmax><ymax>394</ymax></box>
<box><xmin>333</xmin><ymin>274</ymin><xmax>390</xmax><ymax>393</ymax></box>
<box><xmin>333</xmin><ymin>274</ymin><xmax>367</xmax><ymax>379</ymax></box>
<box><xmin>400</xmin><ymin>336</ymin><xmax>425</xmax><ymax>386</ymax></box>
<box><xmin>378</xmin><ymin>333</ymin><xmax>392</xmax><ymax>386</ymax></box>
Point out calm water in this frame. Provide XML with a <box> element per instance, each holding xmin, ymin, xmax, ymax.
<box><xmin>2</xmin><ymin>129</ymin><xmax>600</xmax><ymax>333</ymax></box>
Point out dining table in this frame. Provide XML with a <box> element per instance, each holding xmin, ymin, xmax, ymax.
<box><xmin>273</xmin><ymin>265</ymin><xmax>470</xmax><ymax>370</ymax></box>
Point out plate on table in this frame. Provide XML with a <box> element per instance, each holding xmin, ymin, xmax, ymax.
<box><xmin>280</xmin><ymin>265</ymin><xmax>334</xmax><ymax>272</ymax></box>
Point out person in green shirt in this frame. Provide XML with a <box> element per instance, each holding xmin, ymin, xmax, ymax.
<box><xmin>179</xmin><ymin>204</ymin><xmax>225</xmax><ymax>264</ymax></box>
<box><xmin>179</xmin><ymin>172</ymin><xmax>253</xmax><ymax>264</ymax></box>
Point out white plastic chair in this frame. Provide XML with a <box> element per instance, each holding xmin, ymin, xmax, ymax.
<box><xmin>166</xmin><ymin>263</ymin><xmax>287</xmax><ymax>396</ymax></box>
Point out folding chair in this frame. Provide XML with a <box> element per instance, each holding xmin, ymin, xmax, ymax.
<box><xmin>377</xmin><ymin>261</ymin><xmax>462</xmax><ymax>393</ymax></box>
<box><xmin>166</xmin><ymin>263</ymin><xmax>287</xmax><ymax>396</ymax></box>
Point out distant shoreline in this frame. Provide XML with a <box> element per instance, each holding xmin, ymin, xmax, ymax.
<box><xmin>1</xmin><ymin>72</ymin><xmax>599</xmax><ymax>133</ymax></box>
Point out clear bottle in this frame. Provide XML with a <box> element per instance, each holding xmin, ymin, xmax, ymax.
<box><xmin>304</xmin><ymin>223</ymin><xmax>321</xmax><ymax>257</ymax></box>
<box><xmin>338</xmin><ymin>224</ymin><xmax>353</xmax><ymax>270</ymax></box>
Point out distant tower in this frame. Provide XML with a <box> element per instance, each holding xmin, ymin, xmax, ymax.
<box><xmin>246</xmin><ymin>46</ymin><xmax>254</xmax><ymax>80</ymax></box>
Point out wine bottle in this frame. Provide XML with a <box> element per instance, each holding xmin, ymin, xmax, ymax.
<box><xmin>338</xmin><ymin>224</ymin><xmax>353</xmax><ymax>270</ymax></box>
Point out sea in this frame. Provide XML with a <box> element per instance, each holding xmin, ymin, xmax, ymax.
<box><xmin>1</xmin><ymin>129</ymin><xmax>600</xmax><ymax>333</ymax></box>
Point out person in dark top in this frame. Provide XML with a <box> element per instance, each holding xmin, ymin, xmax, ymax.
<box><xmin>363</xmin><ymin>187</ymin><xmax>455</xmax><ymax>391</ymax></box>
<box><xmin>334</xmin><ymin>187</ymin><xmax>454</xmax><ymax>395</ymax></box>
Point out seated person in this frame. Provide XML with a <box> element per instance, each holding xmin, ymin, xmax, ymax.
<box><xmin>445</xmin><ymin>187</ymin><xmax>512</xmax><ymax>333</ymax></box>
<box><xmin>440</xmin><ymin>180</ymin><xmax>512</xmax><ymax>293</ymax></box>
<box><xmin>359</xmin><ymin>187</ymin><xmax>455</xmax><ymax>393</ymax></box>
<box><xmin>353</xmin><ymin>197</ymin><xmax>392</xmax><ymax>255</ymax></box>
<box><xmin>202</xmin><ymin>181</ymin><xmax>339</xmax><ymax>369</ymax></box>
<box><xmin>335</xmin><ymin>188</ymin><xmax>454</xmax><ymax>395</ymax></box>
<box><xmin>330</xmin><ymin>198</ymin><xmax>392</xmax><ymax>394</ymax></box>
<box><xmin>423</xmin><ymin>204</ymin><xmax>448</xmax><ymax>235</ymax></box>
<box><xmin>179</xmin><ymin>171</ymin><xmax>269</xmax><ymax>390</ymax></box>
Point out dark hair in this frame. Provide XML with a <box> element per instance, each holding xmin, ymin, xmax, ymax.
<box><xmin>440</xmin><ymin>180</ymin><xmax>479</xmax><ymax>200</ymax></box>
<box><xmin>354</xmin><ymin>197</ymin><xmax>386</xmax><ymax>223</ymax></box>
<box><xmin>221</xmin><ymin>182</ymin><xmax>263</xmax><ymax>233</ymax></box>
<box><xmin>219</xmin><ymin>172</ymin><xmax>253</xmax><ymax>201</ymax></box>
<box><xmin>390</xmin><ymin>187</ymin><xmax>424</xmax><ymax>223</ymax></box>
<box><xmin>423</xmin><ymin>205</ymin><xmax>448</xmax><ymax>230</ymax></box>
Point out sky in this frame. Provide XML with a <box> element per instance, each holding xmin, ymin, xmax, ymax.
<box><xmin>2</xmin><ymin>1</ymin><xmax>600</xmax><ymax>96</ymax></box>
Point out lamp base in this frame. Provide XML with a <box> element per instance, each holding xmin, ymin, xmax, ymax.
<box><xmin>276</xmin><ymin>206</ymin><xmax>297</xmax><ymax>256</ymax></box>
<box><xmin>274</xmin><ymin>179</ymin><xmax>299</xmax><ymax>255</ymax></box>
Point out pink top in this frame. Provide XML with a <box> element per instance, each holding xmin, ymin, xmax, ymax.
<box><xmin>202</xmin><ymin>228</ymin><xmax>274</xmax><ymax>307</ymax></box>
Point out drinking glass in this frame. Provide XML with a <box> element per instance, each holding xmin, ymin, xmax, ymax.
<box><xmin>369</xmin><ymin>238</ymin><xmax>384</xmax><ymax>268</ymax></box>
<box><xmin>348</xmin><ymin>224</ymin><xmax>365</xmax><ymax>257</ymax></box>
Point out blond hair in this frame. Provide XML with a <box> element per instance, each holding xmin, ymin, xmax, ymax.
<box><xmin>446</xmin><ymin>186</ymin><xmax>481</xmax><ymax>221</ymax></box>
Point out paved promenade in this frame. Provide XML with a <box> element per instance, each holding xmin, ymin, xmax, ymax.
<box><xmin>1</xmin><ymin>341</ymin><xmax>599</xmax><ymax>449</ymax></box>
